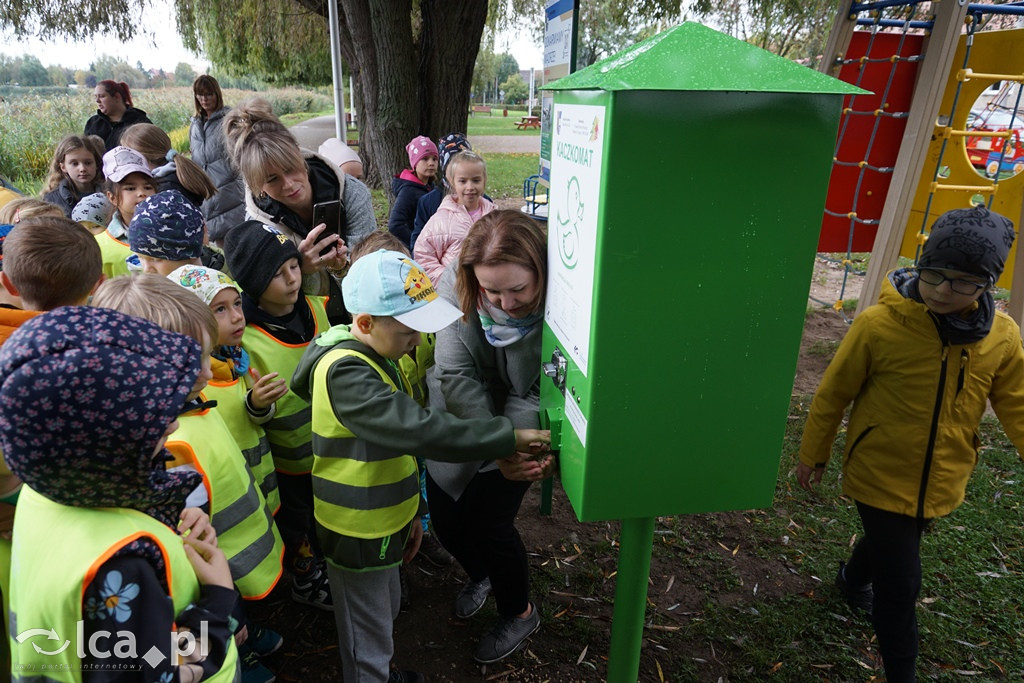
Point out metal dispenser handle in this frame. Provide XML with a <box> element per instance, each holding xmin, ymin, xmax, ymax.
<box><xmin>542</xmin><ymin>347</ymin><xmax>568</xmax><ymax>395</ymax></box>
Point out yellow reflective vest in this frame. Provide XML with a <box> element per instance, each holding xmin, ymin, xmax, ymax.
<box><xmin>204</xmin><ymin>363</ymin><xmax>280</xmax><ymax>515</ymax></box>
<box><xmin>9</xmin><ymin>486</ymin><xmax>239</xmax><ymax>682</ymax></box>
<box><xmin>167</xmin><ymin>401</ymin><xmax>283</xmax><ymax>599</ymax></box>
<box><xmin>95</xmin><ymin>229</ymin><xmax>132</xmax><ymax>279</ymax></box>
<box><xmin>310</xmin><ymin>348</ymin><xmax>420</xmax><ymax>540</ymax></box>
<box><xmin>243</xmin><ymin>296</ymin><xmax>329</xmax><ymax>475</ymax></box>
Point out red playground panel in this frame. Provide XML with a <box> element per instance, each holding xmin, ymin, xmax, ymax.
<box><xmin>818</xmin><ymin>31</ymin><xmax>924</xmax><ymax>252</ymax></box>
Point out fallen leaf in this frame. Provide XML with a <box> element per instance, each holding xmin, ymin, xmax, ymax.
<box><xmin>576</xmin><ymin>645</ymin><xmax>588</xmax><ymax>665</ymax></box>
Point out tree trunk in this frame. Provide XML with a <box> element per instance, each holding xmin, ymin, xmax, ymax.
<box><xmin>296</xmin><ymin>0</ymin><xmax>488</xmax><ymax>191</ymax></box>
<box><xmin>418</xmin><ymin>1</ymin><xmax>488</xmax><ymax>147</ymax></box>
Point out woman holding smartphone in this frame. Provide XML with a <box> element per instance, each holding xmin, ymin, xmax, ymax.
<box><xmin>223</xmin><ymin>97</ymin><xmax>375</xmax><ymax>321</ymax></box>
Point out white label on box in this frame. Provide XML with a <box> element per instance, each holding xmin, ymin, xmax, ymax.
<box><xmin>564</xmin><ymin>394</ymin><xmax>588</xmax><ymax>448</ymax></box>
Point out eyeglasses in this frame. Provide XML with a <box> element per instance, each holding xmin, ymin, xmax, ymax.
<box><xmin>917</xmin><ymin>268</ymin><xmax>988</xmax><ymax>295</ymax></box>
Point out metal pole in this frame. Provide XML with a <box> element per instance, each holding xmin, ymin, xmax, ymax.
<box><xmin>607</xmin><ymin>517</ymin><xmax>654</xmax><ymax>682</ymax></box>
<box><xmin>327</xmin><ymin>0</ymin><xmax>346</xmax><ymax>140</ymax></box>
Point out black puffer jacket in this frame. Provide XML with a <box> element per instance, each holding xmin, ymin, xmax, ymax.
<box><xmin>84</xmin><ymin>107</ymin><xmax>152</xmax><ymax>151</ymax></box>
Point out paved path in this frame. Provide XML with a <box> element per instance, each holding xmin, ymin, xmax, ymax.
<box><xmin>289</xmin><ymin>115</ymin><xmax>540</xmax><ymax>154</ymax></box>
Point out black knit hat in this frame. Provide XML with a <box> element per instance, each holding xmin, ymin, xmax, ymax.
<box><xmin>223</xmin><ymin>220</ymin><xmax>301</xmax><ymax>298</ymax></box>
<box><xmin>920</xmin><ymin>206</ymin><xmax>1016</xmax><ymax>282</ymax></box>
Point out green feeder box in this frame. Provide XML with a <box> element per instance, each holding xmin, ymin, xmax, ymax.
<box><xmin>540</xmin><ymin>22</ymin><xmax>864</xmax><ymax>523</ymax></box>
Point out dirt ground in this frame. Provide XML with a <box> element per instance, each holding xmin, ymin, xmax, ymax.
<box><xmin>248</xmin><ymin>256</ymin><xmax>860</xmax><ymax>683</ymax></box>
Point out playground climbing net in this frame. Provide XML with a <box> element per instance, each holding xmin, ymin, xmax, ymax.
<box><xmin>816</xmin><ymin>0</ymin><xmax>1024</xmax><ymax>321</ymax></box>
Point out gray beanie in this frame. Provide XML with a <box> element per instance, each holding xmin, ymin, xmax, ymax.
<box><xmin>920</xmin><ymin>206</ymin><xmax>1016</xmax><ymax>282</ymax></box>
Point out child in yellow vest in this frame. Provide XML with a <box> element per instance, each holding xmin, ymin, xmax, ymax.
<box><xmin>290</xmin><ymin>249</ymin><xmax>551</xmax><ymax>683</ymax></box>
<box><xmin>0</xmin><ymin>216</ymin><xmax>105</xmax><ymax>676</ymax></box>
<box><xmin>98</xmin><ymin>146</ymin><xmax>156</xmax><ymax>277</ymax></box>
<box><xmin>168</xmin><ymin>264</ymin><xmax>287</xmax><ymax>515</ymax></box>
<box><xmin>1</xmin><ymin>306</ymin><xmax>239</xmax><ymax>681</ymax></box>
<box><xmin>93</xmin><ymin>274</ymin><xmax>285</xmax><ymax>682</ymax></box>
<box><xmin>223</xmin><ymin>220</ymin><xmax>333</xmax><ymax>611</ymax></box>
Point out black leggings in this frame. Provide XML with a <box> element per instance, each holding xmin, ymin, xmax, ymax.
<box><xmin>426</xmin><ymin>469</ymin><xmax>531</xmax><ymax>618</ymax></box>
<box><xmin>844</xmin><ymin>501</ymin><xmax>932</xmax><ymax>683</ymax></box>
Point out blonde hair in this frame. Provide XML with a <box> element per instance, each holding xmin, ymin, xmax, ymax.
<box><xmin>350</xmin><ymin>231</ymin><xmax>410</xmax><ymax>262</ymax></box>
<box><xmin>223</xmin><ymin>97</ymin><xmax>305</xmax><ymax>190</ymax></box>
<box><xmin>456</xmin><ymin>210</ymin><xmax>547</xmax><ymax>319</ymax></box>
<box><xmin>119</xmin><ymin>124</ymin><xmax>217</xmax><ymax>202</ymax></box>
<box><xmin>42</xmin><ymin>135</ymin><xmax>105</xmax><ymax>194</ymax></box>
<box><xmin>4</xmin><ymin>216</ymin><xmax>102</xmax><ymax>310</ymax></box>
<box><xmin>92</xmin><ymin>274</ymin><xmax>218</xmax><ymax>346</ymax></box>
<box><xmin>444</xmin><ymin>150</ymin><xmax>486</xmax><ymax>196</ymax></box>
<box><xmin>0</xmin><ymin>198</ymin><xmax>65</xmax><ymax>224</ymax></box>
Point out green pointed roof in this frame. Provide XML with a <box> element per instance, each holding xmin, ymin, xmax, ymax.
<box><xmin>543</xmin><ymin>22</ymin><xmax>865</xmax><ymax>95</ymax></box>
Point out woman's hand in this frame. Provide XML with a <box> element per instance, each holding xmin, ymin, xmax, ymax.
<box><xmin>298</xmin><ymin>223</ymin><xmax>348</xmax><ymax>275</ymax></box>
<box><xmin>250</xmin><ymin>369</ymin><xmax>288</xmax><ymax>411</ymax></box>
<box><xmin>497</xmin><ymin>451</ymin><xmax>556</xmax><ymax>481</ymax></box>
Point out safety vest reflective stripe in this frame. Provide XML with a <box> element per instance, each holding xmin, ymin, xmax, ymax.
<box><xmin>227</xmin><ymin>505</ymin><xmax>282</xmax><ymax>589</ymax></box>
<box><xmin>310</xmin><ymin>348</ymin><xmax>419</xmax><ymax>539</ymax></box>
<box><xmin>205</xmin><ymin>376</ymin><xmax>280</xmax><ymax>516</ymax></box>
<box><xmin>243</xmin><ymin>296</ymin><xmax>329</xmax><ymax>475</ymax></box>
<box><xmin>169</xmin><ymin>406</ymin><xmax>284</xmax><ymax>599</ymax></box>
<box><xmin>266</xmin><ymin>405</ymin><xmax>313</xmax><ymax>431</ymax></box>
<box><xmin>214</xmin><ymin>467</ymin><xmax>264</xmax><ymax>530</ymax></box>
<box><xmin>312</xmin><ymin>471</ymin><xmax>420</xmax><ymax>511</ymax></box>
<box><xmin>265</xmin><ymin>440</ymin><xmax>312</xmax><ymax>462</ymax></box>
<box><xmin>10</xmin><ymin>486</ymin><xmax>239</xmax><ymax>682</ymax></box>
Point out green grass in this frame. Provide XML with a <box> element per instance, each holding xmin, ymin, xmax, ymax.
<box><xmin>369</xmin><ymin>152</ymin><xmax>541</xmax><ymax>229</ymax></box>
<box><xmin>0</xmin><ymin>86</ymin><xmax>333</xmax><ymax>189</ymax></box>
<box><xmin>466</xmin><ymin>109</ymin><xmax>542</xmax><ymax>137</ymax></box>
<box><xmin>525</xmin><ymin>398</ymin><xmax>1024</xmax><ymax>681</ymax></box>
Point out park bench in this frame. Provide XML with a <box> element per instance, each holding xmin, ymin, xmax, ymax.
<box><xmin>470</xmin><ymin>105</ymin><xmax>492</xmax><ymax>116</ymax></box>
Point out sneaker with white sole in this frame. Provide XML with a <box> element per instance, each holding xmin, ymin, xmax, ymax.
<box><xmin>291</xmin><ymin>566</ymin><xmax>333</xmax><ymax>611</ymax></box>
<box><xmin>473</xmin><ymin>603</ymin><xmax>540</xmax><ymax>664</ymax></box>
<box><xmin>455</xmin><ymin>577</ymin><xmax>491</xmax><ymax>619</ymax></box>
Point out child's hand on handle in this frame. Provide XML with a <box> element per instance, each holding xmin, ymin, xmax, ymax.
<box><xmin>250</xmin><ymin>369</ymin><xmax>288</xmax><ymax>410</ymax></box>
<box><xmin>514</xmin><ymin>428</ymin><xmax>550</xmax><ymax>454</ymax></box>
<box><xmin>796</xmin><ymin>462</ymin><xmax>825</xmax><ymax>491</ymax></box>
<box><xmin>178</xmin><ymin>507</ymin><xmax>217</xmax><ymax>545</ymax></box>
<box><xmin>183</xmin><ymin>532</ymin><xmax>234</xmax><ymax>589</ymax></box>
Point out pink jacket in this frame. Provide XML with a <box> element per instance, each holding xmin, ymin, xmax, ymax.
<box><xmin>413</xmin><ymin>194</ymin><xmax>495</xmax><ymax>284</ymax></box>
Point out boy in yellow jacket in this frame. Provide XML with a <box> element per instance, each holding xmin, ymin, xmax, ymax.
<box><xmin>797</xmin><ymin>206</ymin><xmax>1024</xmax><ymax>683</ymax></box>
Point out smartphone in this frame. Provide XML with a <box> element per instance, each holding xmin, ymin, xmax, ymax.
<box><xmin>313</xmin><ymin>200</ymin><xmax>342</xmax><ymax>257</ymax></box>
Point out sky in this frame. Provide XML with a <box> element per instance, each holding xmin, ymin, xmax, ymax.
<box><xmin>2</xmin><ymin>1</ymin><xmax>544</xmax><ymax>73</ymax></box>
